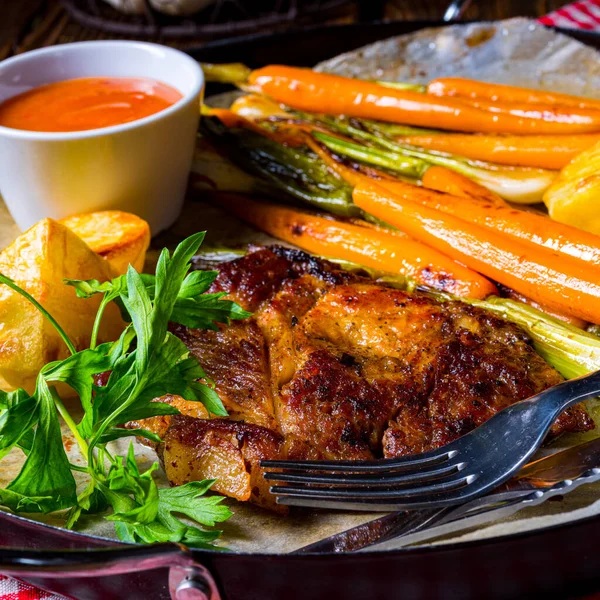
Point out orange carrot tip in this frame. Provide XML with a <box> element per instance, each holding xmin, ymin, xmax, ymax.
<box><xmin>420</xmin><ymin>166</ymin><xmax>505</xmax><ymax>205</ymax></box>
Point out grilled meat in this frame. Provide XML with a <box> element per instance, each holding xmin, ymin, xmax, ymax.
<box><xmin>133</xmin><ymin>246</ymin><xmax>593</xmax><ymax>512</ymax></box>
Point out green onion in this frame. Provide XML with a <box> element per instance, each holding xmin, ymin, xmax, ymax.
<box><xmin>376</xmin><ymin>80</ymin><xmax>427</xmax><ymax>93</ymax></box>
<box><xmin>463</xmin><ymin>296</ymin><xmax>600</xmax><ymax>380</ymax></box>
<box><xmin>199</xmin><ymin>116</ymin><xmax>359</xmax><ymax>217</ymax></box>
<box><xmin>355</xmin><ymin>118</ymin><xmax>441</xmax><ymax>137</ymax></box>
<box><xmin>312</xmin><ymin>132</ymin><xmax>427</xmax><ymax>178</ymax></box>
<box><xmin>313</xmin><ymin>121</ymin><xmax>557</xmax><ymax>204</ymax></box>
<box><xmin>201</xmin><ymin>62</ymin><xmax>252</xmax><ymax>84</ymax></box>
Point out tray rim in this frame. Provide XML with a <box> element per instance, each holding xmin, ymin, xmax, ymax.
<box><xmin>1</xmin><ymin>17</ymin><xmax>600</xmax><ymax>565</ymax></box>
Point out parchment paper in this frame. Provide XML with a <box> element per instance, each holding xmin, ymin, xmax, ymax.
<box><xmin>316</xmin><ymin>17</ymin><xmax>600</xmax><ymax>97</ymax></box>
<box><xmin>1</xmin><ymin>17</ymin><xmax>600</xmax><ymax>554</ymax></box>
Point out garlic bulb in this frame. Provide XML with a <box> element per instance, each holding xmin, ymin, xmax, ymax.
<box><xmin>102</xmin><ymin>0</ymin><xmax>148</xmax><ymax>14</ymax></box>
<box><xmin>148</xmin><ymin>0</ymin><xmax>216</xmax><ymax>16</ymax></box>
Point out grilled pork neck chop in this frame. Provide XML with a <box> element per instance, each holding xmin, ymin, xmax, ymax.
<box><xmin>131</xmin><ymin>246</ymin><xmax>593</xmax><ymax>512</ymax></box>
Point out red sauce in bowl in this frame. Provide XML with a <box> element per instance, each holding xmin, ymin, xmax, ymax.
<box><xmin>0</xmin><ymin>77</ymin><xmax>183</xmax><ymax>132</ymax></box>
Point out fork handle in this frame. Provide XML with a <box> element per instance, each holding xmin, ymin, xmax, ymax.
<box><xmin>530</xmin><ymin>368</ymin><xmax>600</xmax><ymax>427</ymax></box>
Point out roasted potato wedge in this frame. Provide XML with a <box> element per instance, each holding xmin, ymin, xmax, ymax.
<box><xmin>0</xmin><ymin>219</ymin><xmax>125</xmax><ymax>392</ymax></box>
<box><xmin>60</xmin><ymin>210</ymin><xmax>150</xmax><ymax>275</ymax></box>
<box><xmin>160</xmin><ymin>415</ymin><xmax>287</xmax><ymax>513</ymax></box>
<box><xmin>543</xmin><ymin>140</ymin><xmax>600</xmax><ymax>235</ymax></box>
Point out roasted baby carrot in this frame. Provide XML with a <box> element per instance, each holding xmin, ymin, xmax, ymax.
<box><xmin>421</xmin><ymin>166</ymin><xmax>505</xmax><ymax>205</ymax></box>
<box><xmin>401</xmin><ymin>133</ymin><xmax>600</xmax><ymax>170</ymax></box>
<box><xmin>465</xmin><ymin>97</ymin><xmax>600</xmax><ymax>133</ymax></box>
<box><xmin>247</xmin><ymin>66</ymin><xmax>600</xmax><ymax>134</ymax></box>
<box><xmin>353</xmin><ymin>182</ymin><xmax>600</xmax><ymax>323</ymax></box>
<box><xmin>215</xmin><ymin>193</ymin><xmax>497</xmax><ymax>299</ymax></box>
<box><xmin>427</xmin><ymin>77</ymin><xmax>600</xmax><ymax>112</ymax></box>
<box><xmin>375</xmin><ymin>177</ymin><xmax>600</xmax><ymax>265</ymax></box>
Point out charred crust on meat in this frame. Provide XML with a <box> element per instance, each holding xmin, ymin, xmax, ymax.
<box><xmin>340</xmin><ymin>352</ymin><xmax>356</xmax><ymax>367</ymax></box>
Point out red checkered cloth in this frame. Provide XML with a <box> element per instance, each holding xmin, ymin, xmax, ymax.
<box><xmin>0</xmin><ymin>2</ymin><xmax>597</xmax><ymax>599</ymax></box>
<box><xmin>539</xmin><ymin>0</ymin><xmax>600</xmax><ymax>30</ymax></box>
<box><xmin>0</xmin><ymin>576</ymin><xmax>67</xmax><ymax>600</ymax></box>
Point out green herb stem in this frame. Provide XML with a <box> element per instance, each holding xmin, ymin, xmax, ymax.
<box><xmin>88</xmin><ymin>377</ymin><xmax>145</xmax><ymax>458</ymax></box>
<box><xmin>90</xmin><ymin>292</ymin><xmax>111</xmax><ymax>351</ymax></box>
<box><xmin>0</xmin><ymin>273</ymin><xmax>76</xmax><ymax>356</ymax></box>
<box><xmin>69</xmin><ymin>462</ymin><xmax>90</xmax><ymax>473</ymax></box>
<box><xmin>49</xmin><ymin>386</ymin><xmax>89</xmax><ymax>457</ymax></box>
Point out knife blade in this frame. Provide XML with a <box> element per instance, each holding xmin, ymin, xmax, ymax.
<box><xmin>293</xmin><ymin>437</ymin><xmax>600</xmax><ymax>554</ymax></box>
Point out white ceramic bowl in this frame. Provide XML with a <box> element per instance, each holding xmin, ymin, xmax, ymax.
<box><xmin>0</xmin><ymin>41</ymin><xmax>204</xmax><ymax>234</ymax></box>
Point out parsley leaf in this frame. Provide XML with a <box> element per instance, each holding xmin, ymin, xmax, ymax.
<box><xmin>66</xmin><ymin>259</ymin><xmax>250</xmax><ymax>333</ymax></box>
<box><xmin>106</xmin><ymin>450</ymin><xmax>231</xmax><ymax>548</ymax></box>
<box><xmin>7</xmin><ymin>378</ymin><xmax>76</xmax><ymax>511</ymax></box>
<box><xmin>158</xmin><ymin>480</ymin><xmax>232</xmax><ymax>527</ymax></box>
<box><xmin>0</xmin><ymin>394</ymin><xmax>38</xmax><ymax>460</ymax></box>
<box><xmin>43</xmin><ymin>345</ymin><xmax>113</xmax><ymax>436</ymax></box>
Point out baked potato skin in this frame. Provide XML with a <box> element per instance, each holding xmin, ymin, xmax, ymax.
<box><xmin>0</xmin><ymin>218</ymin><xmax>125</xmax><ymax>392</ymax></box>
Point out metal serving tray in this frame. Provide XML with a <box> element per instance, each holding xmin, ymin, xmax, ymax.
<box><xmin>1</xmin><ymin>19</ymin><xmax>600</xmax><ymax>600</ymax></box>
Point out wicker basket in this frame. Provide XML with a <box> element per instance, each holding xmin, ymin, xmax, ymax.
<box><xmin>60</xmin><ymin>0</ymin><xmax>356</xmax><ymax>39</ymax></box>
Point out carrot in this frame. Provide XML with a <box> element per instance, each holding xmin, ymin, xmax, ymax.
<box><xmin>427</xmin><ymin>77</ymin><xmax>600</xmax><ymax>112</ymax></box>
<box><xmin>251</xmin><ymin>121</ymin><xmax>396</xmax><ymax>186</ymax></box>
<box><xmin>215</xmin><ymin>193</ymin><xmax>498</xmax><ymax>299</ymax></box>
<box><xmin>288</xmin><ymin>130</ymin><xmax>503</xmax><ymax>208</ymax></box>
<box><xmin>353</xmin><ymin>182</ymin><xmax>600</xmax><ymax>323</ymax></box>
<box><xmin>421</xmin><ymin>166</ymin><xmax>505</xmax><ymax>205</ymax></box>
<box><xmin>466</xmin><ymin>97</ymin><xmax>600</xmax><ymax>130</ymax></box>
<box><xmin>401</xmin><ymin>133</ymin><xmax>600</xmax><ymax>170</ymax></box>
<box><xmin>375</xmin><ymin>177</ymin><xmax>600</xmax><ymax>265</ymax></box>
<box><xmin>247</xmin><ymin>66</ymin><xmax>600</xmax><ymax>134</ymax></box>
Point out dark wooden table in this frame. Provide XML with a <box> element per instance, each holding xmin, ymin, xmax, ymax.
<box><xmin>0</xmin><ymin>0</ymin><xmax>571</xmax><ymax>61</ymax></box>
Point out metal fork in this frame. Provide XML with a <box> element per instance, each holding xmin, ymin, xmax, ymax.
<box><xmin>262</xmin><ymin>369</ymin><xmax>600</xmax><ymax>511</ymax></box>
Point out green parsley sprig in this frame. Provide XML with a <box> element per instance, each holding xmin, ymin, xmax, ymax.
<box><xmin>0</xmin><ymin>232</ymin><xmax>250</xmax><ymax>547</ymax></box>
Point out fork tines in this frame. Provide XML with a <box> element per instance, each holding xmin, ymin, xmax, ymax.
<box><xmin>260</xmin><ymin>448</ymin><xmax>476</xmax><ymax>510</ymax></box>
<box><xmin>262</xmin><ymin>449</ymin><xmax>458</xmax><ymax>473</ymax></box>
